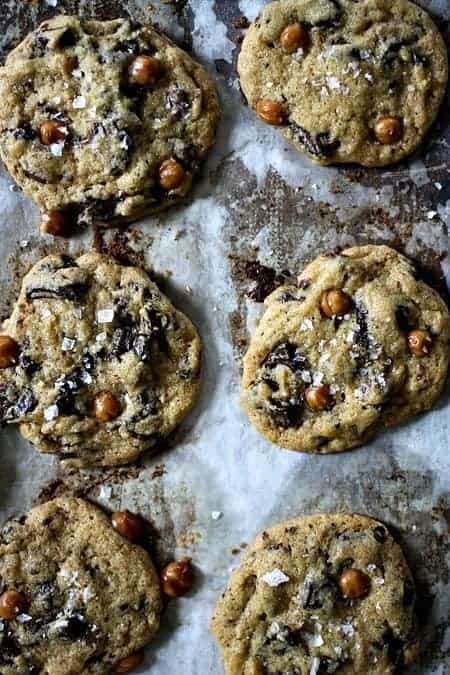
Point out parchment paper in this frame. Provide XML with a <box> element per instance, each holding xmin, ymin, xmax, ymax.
<box><xmin>0</xmin><ymin>1</ymin><xmax>449</xmax><ymax>673</ymax></box>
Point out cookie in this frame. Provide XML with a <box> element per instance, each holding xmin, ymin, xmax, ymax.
<box><xmin>242</xmin><ymin>245</ymin><xmax>450</xmax><ymax>454</ymax></box>
<box><xmin>212</xmin><ymin>513</ymin><xmax>418</xmax><ymax>675</ymax></box>
<box><xmin>0</xmin><ymin>497</ymin><xmax>162</xmax><ymax>674</ymax></box>
<box><xmin>0</xmin><ymin>16</ymin><xmax>219</xmax><ymax>230</ymax></box>
<box><xmin>0</xmin><ymin>252</ymin><xmax>201</xmax><ymax>466</ymax></box>
<box><xmin>238</xmin><ymin>0</ymin><xmax>448</xmax><ymax>167</ymax></box>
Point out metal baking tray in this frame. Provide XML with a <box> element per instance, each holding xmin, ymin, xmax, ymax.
<box><xmin>0</xmin><ymin>1</ymin><xmax>449</xmax><ymax>673</ymax></box>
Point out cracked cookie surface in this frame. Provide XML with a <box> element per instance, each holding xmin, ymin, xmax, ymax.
<box><xmin>0</xmin><ymin>252</ymin><xmax>201</xmax><ymax>466</ymax></box>
<box><xmin>238</xmin><ymin>0</ymin><xmax>448</xmax><ymax>167</ymax></box>
<box><xmin>0</xmin><ymin>497</ymin><xmax>162</xmax><ymax>675</ymax></box>
<box><xmin>211</xmin><ymin>513</ymin><xmax>418</xmax><ymax>675</ymax></box>
<box><xmin>242</xmin><ymin>245</ymin><xmax>450</xmax><ymax>454</ymax></box>
<box><xmin>0</xmin><ymin>16</ymin><xmax>219</xmax><ymax>226</ymax></box>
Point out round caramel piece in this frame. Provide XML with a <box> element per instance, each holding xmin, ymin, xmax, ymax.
<box><xmin>112</xmin><ymin>510</ymin><xmax>145</xmax><ymax>543</ymax></box>
<box><xmin>0</xmin><ymin>589</ymin><xmax>27</xmax><ymax>620</ymax></box>
<box><xmin>115</xmin><ymin>652</ymin><xmax>144</xmax><ymax>673</ymax></box>
<box><xmin>280</xmin><ymin>23</ymin><xmax>309</xmax><ymax>53</ymax></box>
<box><xmin>256</xmin><ymin>99</ymin><xmax>285</xmax><ymax>126</ymax></box>
<box><xmin>129</xmin><ymin>55</ymin><xmax>161</xmax><ymax>87</ymax></box>
<box><xmin>93</xmin><ymin>391</ymin><xmax>122</xmax><ymax>422</ymax></box>
<box><xmin>161</xmin><ymin>558</ymin><xmax>194</xmax><ymax>597</ymax></box>
<box><xmin>374</xmin><ymin>116</ymin><xmax>403</xmax><ymax>144</ymax></box>
<box><xmin>40</xmin><ymin>120</ymin><xmax>68</xmax><ymax>146</ymax></box>
<box><xmin>407</xmin><ymin>329</ymin><xmax>432</xmax><ymax>357</ymax></box>
<box><xmin>159</xmin><ymin>158</ymin><xmax>186</xmax><ymax>191</ymax></box>
<box><xmin>320</xmin><ymin>289</ymin><xmax>352</xmax><ymax>318</ymax></box>
<box><xmin>305</xmin><ymin>385</ymin><xmax>334</xmax><ymax>412</ymax></box>
<box><xmin>338</xmin><ymin>568</ymin><xmax>371</xmax><ymax>599</ymax></box>
<box><xmin>40</xmin><ymin>210</ymin><xmax>70</xmax><ymax>237</ymax></box>
<box><xmin>0</xmin><ymin>335</ymin><xmax>19</xmax><ymax>369</ymax></box>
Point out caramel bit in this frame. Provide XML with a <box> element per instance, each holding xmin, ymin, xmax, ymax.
<box><xmin>159</xmin><ymin>158</ymin><xmax>186</xmax><ymax>191</ymax></box>
<box><xmin>0</xmin><ymin>590</ymin><xmax>28</xmax><ymax>620</ymax></box>
<box><xmin>40</xmin><ymin>210</ymin><xmax>70</xmax><ymax>237</ymax></box>
<box><xmin>111</xmin><ymin>510</ymin><xmax>144</xmax><ymax>543</ymax></box>
<box><xmin>256</xmin><ymin>99</ymin><xmax>285</xmax><ymax>126</ymax></box>
<box><xmin>161</xmin><ymin>558</ymin><xmax>194</xmax><ymax>597</ymax></box>
<box><xmin>115</xmin><ymin>651</ymin><xmax>144</xmax><ymax>673</ymax></box>
<box><xmin>338</xmin><ymin>568</ymin><xmax>370</xmax><ymax>599</ymax></box>
<box><xmin>374</xmin><ymin>116</ymin><xmax>403</xmax><ymax>144</ymax></box>
<box><xmin>280</xmin><ymin>23</ymin><xmax>309</xmax><ymax>53</ymax></box>
<box><xmin>129</xmin><ymin>55</ymin><xmax>161</xmax><ymax>87</ymax></box>
<box><xmin>40</xmin><ymin>120</ymin><xmax>67</xmax><ymax>146</ymax></box>
<box><xmin>320</xmin><ymin>289</ymin><xmax>351</xmax><ymax>318</ymax></box>
<box><xmin>305</xmin><ymin>385</ymin><xmax>334</xmax><ymax>412</ymax></box>
<box><xmin>0</xmin><ymin>335</ymin><xmax>19</xmax><ymax>369</ymax></box>
<box><xmin>92</xmin><ymin>391</ymin><xmax>122</xmax><ymax>422</ymax></box>
<box><xmin>407</xmin><ymin>329</ymin><xmax>432</xmax><ymax>357</ymax></box>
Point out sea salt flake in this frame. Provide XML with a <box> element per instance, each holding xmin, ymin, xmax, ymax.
<box><xmin>97</xmin><ymin>308</ymin><xmax>114</xmax><ymax>323</ymax></box>
<box><xmin>211</xmin><ymin>511</ymin><xmax>223</xmax><ymax>521</ymax></box>
<box><xmin>427</xmin><ymin>210</ymin><xmax>438</xmax><ymax>220</ymax></box>
<box><xmin>72</xmin><ymin>68</ymin><xmax>83</xmax><ymax>79</ymax></box>
<box><xmin>96</xmin><ymin>332</ymin><xmax>107</xmax><ymax>342</ymax></box>
<box><xmin>434</xmin><ymin>182</ymin><xmax>443</xmax><ymax>190</ymax></box>
<box><xmin>261</xmin><ymin>569</ymin><xmax>290</xmax><ymax>587</ymax></box>
<box><xmin>16</xmin><ymin>613</ymin><xmax>33</xmax><ymax>623</ymax></box>
<box><xmin>326</xmin><ymin>76</ymin><xmax>341</xmax><ymax>91</ymax></box>
<box><xmin>45</xmin><ymin>0</ymin><xmax>58</xmax><ymax>6</ymax></box>
<box><xmin>44</xmin><ymin>404</ymin><xmax>59</xmax><ymax>421</ymax></box>
<box><xmin>73</xmin><ymin>95</ymin><xmax>87</xmax><ymax>109</ymax></box>
<box><xmin>50</xmin><ymin>141</ymin><xmax>65</xmax><ymax>156</ymax></box>
<box><xmin>301</xmin><ymin>318</ymin><xmax>314</xmax><ymax>331</ymax></box>
<box><xmin>374</xmin><ymin>577</ymin><xmax>385</xmax><ymax>586</ymax></box>
<box><xmin>340</xmin><ymin>622</ymin><xmax>355</xmax><ymax>637</ymax></box>
<box><xmin>310</xmin><ymin>657</ymin><xmax>321</xmax><ymax>675</ymax></box>
<box><xmin>61</xmin><ymin>337</ymin><xmax>76</xmax><ymax>352</ymax></box>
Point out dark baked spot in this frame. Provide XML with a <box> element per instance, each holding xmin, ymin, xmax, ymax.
<box><xmin>301</xmin><ymin>578</ymin><xmax>337</xmax><ymax>610</ymax></box>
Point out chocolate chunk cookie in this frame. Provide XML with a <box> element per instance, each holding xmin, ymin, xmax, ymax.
<box><xmin>238</xmin><ymin>0</ymin><xmax>448</xmax><ymax>166</ymax></box>
<box><xmin>211</xmin><ymin>513</ymin><xmax>418</xmax><ymax>675</ymax></box>
<box><xmin>0</xmin><ymin>252</ymin><xmax>201</xmax><ymax>466</ymax></box>
<box><xmin>0</xmin><ymin>497</ymin><xmax>162</xmax><ymax>674</ymax></box>
<box><xmin>0</xmin><ymin>16</ymin><xmax>219</xmax><ymax>230</ymax></box>
<box><xmin>242</xmin><ymin>245</ymin><xmax>450</xmax><ymax>453</ymax></box>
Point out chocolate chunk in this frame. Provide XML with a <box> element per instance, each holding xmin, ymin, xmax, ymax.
<box><xmin>302</xmin><ymin>579</ymin><xmax>336</xmax><ymax>609</ymax></box>
<box><xmin>271</xmin><ymin>399</ymin><xmax>303</xmax><ymax>429</ymax></box>
<box><xmin>264</xmin><ymin>342</ymin><xmax>308</xmax><ymax>375</ymax></box>
<box><xmin>166</xmin><ymin>85</ymin><xmax>191</xmax><ymax>119</ymax></box>
<box><xmin>56</xmin><ymin>28</ymin><xmax>78</xmax><ymax>49</ymax></box>
<box><xmin>403</xmin><ymin>579</ymin><xmax>415</xmax><ymax>606</ymax></box>
<box><xmin>26</xmin><ymin>282</ymin><xmax>89</xmax><ymax>301</ymax></box>
<box><xmin>14</xmin><ymin>389</ymin><xmax>37</xmax><ymax>418</ymax></box>
<box><xmin>318</xmin><ymin>657</ymin><xmax>344</xmax><ymax>673</ymax></box>
<box><xmin>373</xmin><ymin>525</ymin><xmax>388</xmax><ymax>543</ymax></box>
<box><xmin>29</xmin><ymin>35</ymin><xmax>50</xmax><ymax>58</ymax></box>
<box><xmin>23</xmin><ymin>170</ymin><xmax>50</xmax><ymax>185</ymax></box>
<box><xmin>18</xmin><ymin>352</ymin><xmax>41</xmax><ymax>378</ymax></box>
<box><xmin>290</xmin><ymin>123</ymin><xmax>340</xmax><ymax>158</ymax></box>
<box><xmin>12</xmin><ymin>123</ymin><xmax>36</xmax><ymax>141</ymax></box>
<box><xmin>381</xmin><ymin>627</ymin><xmax>406</xmax><ymax>668</ymax></box>
<box><xmin>114</xmin><ymin>39</ymin><xmax>141</xmax><ymax>54</ymax></box>
<box><xmin>395</xmin><ymin>305</ymin><xmax>415</xmax><ymax>332</ymax></box>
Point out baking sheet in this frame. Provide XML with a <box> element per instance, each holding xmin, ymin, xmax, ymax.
<box><xmin>0</xmin><ymin>0</ymin><xmax>449</xmax><ymax>672</ymax></box>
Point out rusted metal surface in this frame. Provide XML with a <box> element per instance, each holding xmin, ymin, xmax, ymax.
<box><xmin>0</xmin><ymin>1</ymin><xmax>449</xmax><ymax>673</ymax></box>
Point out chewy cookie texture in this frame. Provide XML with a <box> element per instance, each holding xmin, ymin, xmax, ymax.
<box><xmin>0</xmin><ymin>252</ymin><xmax>201</xmax><ymax>466</ymax></box>
<box><xmin>238</xmin><ymin>0</ymin><xmax>448</xmax><ymax>167</ymax></box>
<box><xmin>0</xmin><ymin>497</ymin><xmax>162</xmax><ymax>674</ymax></box>
<box><xmin>0</xmin><ymin>16</ymin><xmax>220</xmax><ymax>232</ymax></box>
<box><xmin>242</xmin><ymin>245</ymin><xmax>450</xmax><ymax>454</ymax></box>
<box><xmin>212</xmin><ymin>513</ymin><xmax>418</xmax><ymax>675</ymax></box>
